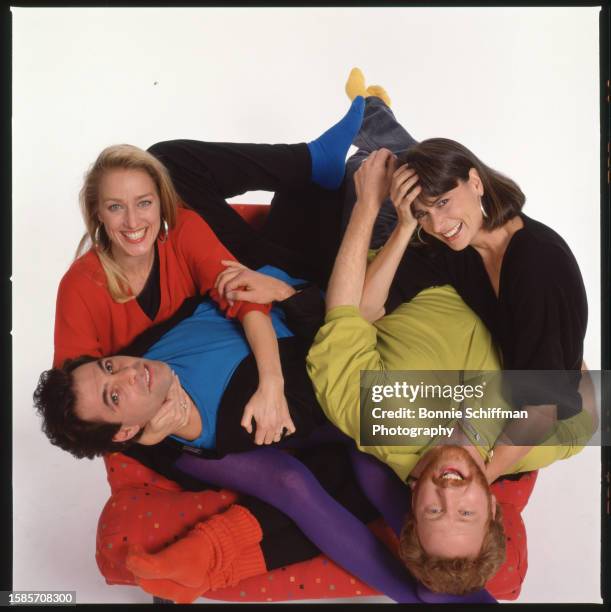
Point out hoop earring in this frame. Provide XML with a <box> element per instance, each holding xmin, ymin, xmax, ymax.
<box><xmin>416</xmin><ymin>224</ymin><xmax>426</xmax><ymax>244</ymax></box>
<box><xmin>94</xmin><ymin>224</ymin><xmax>102</xmax><ymax>247</ymax></box>
<box><xmin>158</xmin><ymin>218</ymin><xmax>169</xmax><ymax>243</ymax></box>
<box><xmin>480</xmin><ymin>199</ymin><xmax>488</xmax><ymax>219</ymax></box>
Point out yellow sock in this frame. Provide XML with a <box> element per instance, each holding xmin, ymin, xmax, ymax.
<box><xmin>345</xmin><ymin>68</ymin><xmax>392</xmax><ymax>107</ymax></box>
<box><xmin>345</xmin><ymin>67</ymin><xmax>367</xmax><ymax>100</ymax></box>
<box><xmin>366</xmin><ymin>85</ymin><xmax>391</xmax><ymax>107</ymax></box>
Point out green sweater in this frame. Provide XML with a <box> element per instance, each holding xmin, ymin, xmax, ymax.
<box><xmin>306</xmin><ymin>285</ymin><xmax>593</xmax><ymax>483</ymax></box>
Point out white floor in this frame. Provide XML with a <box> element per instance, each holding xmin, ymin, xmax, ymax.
<box><xmin>12</xmin><ymin>5</ymin><xmax>602</xmax><ymax>605</ymax></box>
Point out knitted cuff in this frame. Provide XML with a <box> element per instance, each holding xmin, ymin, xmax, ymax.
<box><xmin>221</xmin><ymin>505</ymin><xmax>263</xmax><ymax>547</ymax></box>
<box><xmin>193</xmin><ymin>504</ymin><xmax>263</xmax><ymax>573</ymax></box>
<box><xmin>209</xmin><ymin>542</ymin><xmax>267</xmax><ymax>591</ymax></box>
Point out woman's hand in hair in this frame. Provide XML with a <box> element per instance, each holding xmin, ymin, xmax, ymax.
<box><xmin>215</xmin><ymin>260</ymin><xmax>296</xmax><ymax>306</ymax></box>
<box><xmin>390</xmin><ymin>164</ymin><xmax>420</xmax><ymax>230</ymax></box>
<box><xmin>353</xmin><ymin>148</ymin><xmax>397</xmax><ymax>209</ymax></box>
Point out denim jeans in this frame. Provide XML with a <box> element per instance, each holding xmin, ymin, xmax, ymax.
<box><xmin>343</xmin><ymin>96</ymin><xmax>419</xmax><ymax>249</ymax></box>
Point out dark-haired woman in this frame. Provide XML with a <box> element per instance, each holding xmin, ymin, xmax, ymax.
<box><xmin>342</xmin><ymin>68</ymin><xmax>588</xmax><ymax>482</ymax></box>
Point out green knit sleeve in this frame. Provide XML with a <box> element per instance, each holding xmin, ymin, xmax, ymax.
<box><xmin>306</xmin><ymin>306</ymin><xmax>384</xmax><ymax>442</ymax></box>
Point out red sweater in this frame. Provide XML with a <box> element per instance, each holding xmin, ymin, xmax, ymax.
<box><xmin>54</xmin><ymin>207</ymin><xmax>270</xmax><ymax>367</ymax></box>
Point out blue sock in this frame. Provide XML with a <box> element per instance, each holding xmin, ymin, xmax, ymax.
<box><xmin>307</xmin><ymin>96</ymin><xmax>365</xmax><ymax>190</ymax></box>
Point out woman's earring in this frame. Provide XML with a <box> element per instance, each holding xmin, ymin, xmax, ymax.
<box><xmin>94</xmin><ymin>224</ymin><xmax>102</xmax><ymax>246</ymax></box>
<box><xmin>480</xmin><ymin>199</ymin><xmax>488</xmax><ymax>219</ymax></box>
<box><xmin>416</xmin><ymin>224</ymin><xmax>426</xmax><ymax>244</ymax></box>
<box><xmin>159</xmin><ymin>218</ymin><xmax>169</xmax><ymax>243</ymax></box>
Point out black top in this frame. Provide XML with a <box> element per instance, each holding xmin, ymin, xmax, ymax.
<box><xmin>136</xmin><ymin>243</ymin><xmax>161</xmax><ymax>321</ymax></box>
<box><xmin>385</xmin><ymin>213</ymin><xmax>588</xmax><ymax>418</ymax></box>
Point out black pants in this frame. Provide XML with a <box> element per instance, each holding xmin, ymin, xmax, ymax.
<box><xmin>148</xmin><ymin>139</ymin><xmax>347</xmax><ymax>290</ymax></box>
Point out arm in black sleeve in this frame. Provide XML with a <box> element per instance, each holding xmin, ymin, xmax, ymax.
<box><xmin>500</xmin><ymin>242</ymin><xmax>588</xmax><ymax>420</ymax></box>
<box><xmin>277</xmin><ymin>283</ymin><xmax>326</xmax><ymax>345</ymax></box>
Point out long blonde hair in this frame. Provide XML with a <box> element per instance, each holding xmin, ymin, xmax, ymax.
<box><xmin>76</xmin><ymin>144</ymin><xmax>179</xmax><ymax>302</ymax></box>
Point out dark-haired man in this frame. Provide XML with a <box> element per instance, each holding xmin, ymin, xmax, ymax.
<box><xmin>34</xmin><ymin>267</ymin><xmax>326</xmax><ymax>460</ymax></box>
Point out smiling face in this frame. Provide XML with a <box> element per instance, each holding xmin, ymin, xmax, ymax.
<box><xmin>410</xmin><ymin>446</ymin><xmax>496</xmax><ymax>559</ymax></box>
<box><xmin>97</xmin><ymin>168</ymin><xmax>162</xmax><ymax>263</ymax></box>
<box><xmin>412</xmin><ymin>168</ymin><xmax>485</xmax><ymax>251</ymax></box>
<box><xmin>72</xmin><ymin>356</ymin><xmax>173</xmax><ymax>442</ymax></box>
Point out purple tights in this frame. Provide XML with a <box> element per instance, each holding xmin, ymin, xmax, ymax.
<box><xmin>174</xmin><ymin>426</ymin><xmax>496</xmax><ymax>604</ymax></box>
<box><xmin>175</xmin><ymin>444</ymin><xmax>419</xmax><ymax>602</ymax></box>
<box><xmin>278</xmin><ymin>423</ymin><xmax>410</xmax><ymax>536</ymax></box>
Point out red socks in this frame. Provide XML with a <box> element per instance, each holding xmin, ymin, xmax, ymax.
<box><xmin>125</xmin><ymin>505</ymin><xmax>266</xmax><ymax>602</ymax></box>
<box><xmin>134</xmin><ymin>544</ymin><xmax>266</xmax><ymax>603</ymax></box>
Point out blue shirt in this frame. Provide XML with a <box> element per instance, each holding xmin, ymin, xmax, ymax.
<box><xmin>144</xmin><ymin>266</ymin><xmax>303</xmax><ymax>449</ymax></box>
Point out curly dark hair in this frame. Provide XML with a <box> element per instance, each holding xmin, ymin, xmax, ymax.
<box><xmin>33</xmin><ymin>356</ymin><xmax>143</xmax><ymax>460</ymax></box>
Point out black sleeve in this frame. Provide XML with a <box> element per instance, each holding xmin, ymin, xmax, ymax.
<box><xmin>215</xmin><ymin>337</ymin><xmax>327</xmax><ymax>456</ymax></box>
<box><xmin>500</xmin><ymin>243</ymin><xmax>587</xmax><ymax>419</ymax></box>
<box><xmin>277</xmin><ymin>284</ymin><xmax>326</xmax><ymax>344</ymax></box>
<box><xmin>502</xmin><ymin>243</ymin><xmax>587</xmax><ymax>370</ymax></box>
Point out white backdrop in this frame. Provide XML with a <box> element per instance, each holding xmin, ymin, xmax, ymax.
<box><xmin>12</xmin><ymin>6</ymin><xmax>601</xmax><ymax>604</ymax></box>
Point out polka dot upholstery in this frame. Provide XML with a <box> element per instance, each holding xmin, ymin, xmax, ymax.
<box><xmin>485</xmin><ymin>471</ymin><xmax>538</xmax><ymax>600</ymax></box>
<box><xmin>97</xmin><ymin>453</ymin><xmax>537</xmax><ymax>601</ymax></box>
<box><xmin>205</xmin><ymin>471</ymin><xmax>538</xmax><ymax>602</ymax></box>
<box><xmin>96</xmin><ymin>453</ymin><xmax>238</xmax><ymax>586</ymax></box>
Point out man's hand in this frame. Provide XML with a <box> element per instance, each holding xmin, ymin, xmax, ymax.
<box><xmin>390</xmin><ymin>163</ymin><xmax>420</xmax><ymax>230</ymax></box>
<box><xmin>240</xmin><ymin>378</ymin><xmax>296</xmax><ymax>445</ymax></box>
<box><xmin>138</xmin><ymin>372</ymin><xmax>190</xmax><ymax>445</ymax></box>
<box><xmin>215</xmin><ymin>260</ymin><xmax>296</xmax><ymax>306</ymax></box>
<box><xmin>353</xmin><ymin>148</ymin><xmax>397</xmax><ymax>208</ymax></box>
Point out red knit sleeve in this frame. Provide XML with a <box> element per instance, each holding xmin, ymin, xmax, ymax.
<box><xmin>175</xmin><ymin>210</ymin><xmax>271</xmax><ymax>322</ymax></box>
<box><xmin>53</xmin><ymin>266</ymin><xmax>105</xmax><ymax>367</ymax></box>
